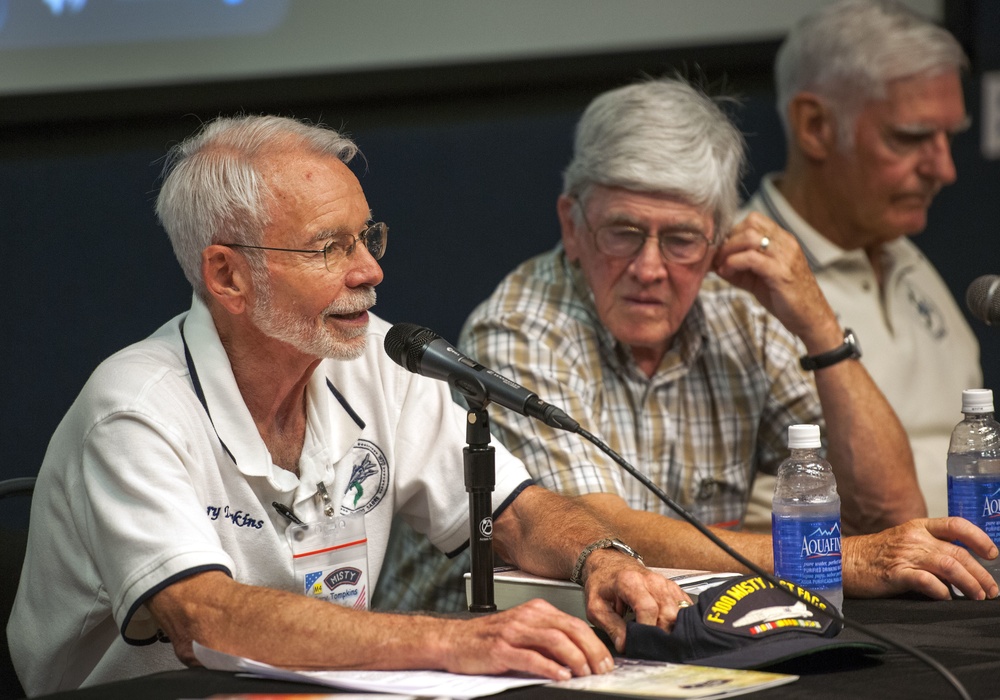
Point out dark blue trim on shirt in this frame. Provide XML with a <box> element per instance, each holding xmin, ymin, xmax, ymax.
<box><xmin>181</xmin><ymin>323</ymin><xmax>237</xmax><ymax>465</ymax></box>
<box><xmin>446</xmin><ymin>478</ymin><xmax>535</xmax><ymax>558</ymax></box>
<box><xmin>326</xmin><ymin>379</ymin><xmax>366</xmax><ymax>430</ymax></box>
<box><xmin>182</xmin><ymin>327</ymin><xmax>370</xmax><ymax>465</ymax></box>
<box><xmin>121</xmin><ymin>564</ymin><xmax>233</xmax><ymax>645</ymax></box>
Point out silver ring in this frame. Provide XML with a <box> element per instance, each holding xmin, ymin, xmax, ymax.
<box><xmin>678</xmin><ymin>600</ymin><xmax>692</xmax><ymax>608</ymax></box>
<box><xmin>759</xmin><ymin>236</ymin><xmax>771</xmax><ymax>253</ymax></box>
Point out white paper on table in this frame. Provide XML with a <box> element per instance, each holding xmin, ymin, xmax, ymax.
<box><xmin>183</xmin><ymin>695</ymin><xmax>414</xmax><ymax>700</ymax></box>
<box><xmin>192</xmin><ymin>641</ymin><xmax>548</xmax><ymax>699</ymax></box>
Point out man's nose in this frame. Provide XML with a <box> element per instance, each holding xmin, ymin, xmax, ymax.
<box><xmin>919</xmin><ymin>131</ymin><xmax>957</xmax><ymax>186</ymax></box>
<box><xmin>345</xmin><ymin>245</ymin><xmax>384</xmax><ymax>288</ymax></box>
<box><xmin>628</xmin><ymin>235</ymin><xmax>667</xmax><ymax>282</ymax></box>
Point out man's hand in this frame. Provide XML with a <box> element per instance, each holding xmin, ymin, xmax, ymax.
<box><xmin>714</xmin><ymin>212</ymin><xmax>841</xmax><ymax>351</ymax></box>
<box><xmin>439</xmin><ymin>599</ymin><xmax>615</xmax><ymax>681</ymax></box>
<box><xmin>715</xmin><ymin>212</ymin><xmax>925</xmax><ymax>532</ymax></box>
<box><xmin>580</xmin><ymin>549</ymin><xmax>692</xmax><ymax>652</ymax></box>
<box><xmin>491</xmin><ymin>486</ymin><xmax>691</xmax><ymax>655</ymax></box>
<box><xmin>844</xmin><ymin>517</ymin><xmax>1000</xmax><ymax>600</ymax></box>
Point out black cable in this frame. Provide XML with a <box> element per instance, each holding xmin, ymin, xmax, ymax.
<box><xmin>575</xmin><ymin>426</ymin><xmax>972</xmax><ymax>700</ymax></box>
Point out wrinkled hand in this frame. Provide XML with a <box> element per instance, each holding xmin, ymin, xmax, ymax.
<box><xmin>714</xmin><ymin>212</ymin><xmax>838</xmax><ymax>346</ymax></box>
<box><xmin>581</xmin><ymin>550</ymin><xmax>692</xmax><ymax>652</ymax></box>
<box><xmin>844</xmin><ymin>517</ymin><xmax>1000</xmax><ymax>600</ymax></box>
<box><xmin>440</xmin><ymin>599</ymin><xmax>614</xmax><ymax>681</ymax></box>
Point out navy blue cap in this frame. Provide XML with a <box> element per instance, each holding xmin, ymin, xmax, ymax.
<box><xmin>624</xmin><ymin>575</ymin><xmax>885</xmax><ymax>669</ymax></box>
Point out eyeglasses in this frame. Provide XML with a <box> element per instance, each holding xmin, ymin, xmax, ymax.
<box><xmin>575</xmin><ymin>200</ymin><xmax>712</xmax><ymax>265</ymax></box>
<box><xmin>220</xmin><ymin>222</ymin><xmax>387</xmax><ymax>271</ymax></box>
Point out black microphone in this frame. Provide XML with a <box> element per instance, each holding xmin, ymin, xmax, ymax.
<box><xmin>966</xmin><ymin>275</ymin><xmax>1000</xmax><ymax>326</ymax></box>
<box><xmin>383</xmin><ymin>323</ymin><xmax>579</xmax><ymax>431</ymax></box>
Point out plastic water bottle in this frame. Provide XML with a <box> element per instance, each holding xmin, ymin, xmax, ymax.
<box><xmin>772</xmin><ymin>424</ymin><xmax>843</xmax><ymax>611</ymax></box>
<box><xmin>947</xmin><ymin>388</ymin><xmax>1000</xmax><ymax>583</ymax></box>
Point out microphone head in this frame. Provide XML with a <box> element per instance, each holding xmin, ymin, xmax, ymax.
<box><xmin>384</xmin><ymin>323</ymin><xmax>441</xmax><ymax>372</ymax></box>
<box><xmin>966</xmin><ymin>275</ymin><xmax>1000</xmax><ymax>326</ymax></box>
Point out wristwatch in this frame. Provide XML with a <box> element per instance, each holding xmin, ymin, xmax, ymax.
<box><xmin>799</xmin><ymin>328</ymin><xmax>862</xmax><ymax>371</ymax></box>
<box><xmin>570</xmin><ymin>538</ymin><xmax>644</xmax><ymax>585</ymax></box>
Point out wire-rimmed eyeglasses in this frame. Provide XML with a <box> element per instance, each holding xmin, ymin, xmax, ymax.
<box><xmin>575</xmin><ymin>199</ymin><xmax>712</xmax><ymax>265</ymax></box>
<box><xmin>220</xmin><ymin>222</ymin><xmax>387</xmax><ymax>271</ymax></box>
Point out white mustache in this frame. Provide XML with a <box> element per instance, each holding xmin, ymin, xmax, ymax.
<box><xmin>326</xmin><ymin>287</ymin><xmax>376</xmax><ymax>316</ymax></box>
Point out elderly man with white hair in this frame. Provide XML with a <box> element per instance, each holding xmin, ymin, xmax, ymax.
<box><xmin>741</xmin><ymin>0</ymin><xmax>982</xmax><ymax>528</ymax></box>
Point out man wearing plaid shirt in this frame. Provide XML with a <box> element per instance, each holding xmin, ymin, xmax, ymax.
<box><xmin>375</xmin><ymin>77</ymin><xmax>997</xmax><ymax>613</ymax></box>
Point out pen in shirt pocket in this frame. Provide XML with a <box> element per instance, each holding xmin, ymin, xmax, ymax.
<box><xmin>272</xmin><ymin>501</ymin><xmax>305</xmax><ymax>525</ymax></box>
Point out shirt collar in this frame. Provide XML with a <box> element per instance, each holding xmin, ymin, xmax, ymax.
<box><xmin>757</xmin><ymin>173</ymin><xmax>922</xmax><ymax>276</ymax></box>
<box><xmin>182</xmin><ymin>294</ymin><xmax>365</xmax><ymax>492</ymax></box>
<box><xmin>757</xmin><ymin>174</ymin><xmax>844</xmax><ymax>270</ymax></box>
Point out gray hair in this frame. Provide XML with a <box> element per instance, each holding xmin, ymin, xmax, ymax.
<box><xmin>562</xmin><ymin>77</ymin><xmax>746</xmax><ymax>238</ymax></box>
<box><xmin>155</xmin><ymin>115</ymin><xmax>360</xmax><ymax>300</ymax></box>
<box><xmin>776</xmin><ymin>0</ymin><xmax>968</xmax><ymax>147</ymax></box>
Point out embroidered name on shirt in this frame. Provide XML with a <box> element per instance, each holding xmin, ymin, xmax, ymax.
<box><xmin>206</xmin><ymin>504</ymin><xmax>264</xmax><ymax>529</ymax></box>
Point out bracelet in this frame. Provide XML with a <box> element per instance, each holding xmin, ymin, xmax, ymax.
<box><xmin>570</xmin><ymin>538</ymin><xmax>643</xmax><ymax>585</ymax></box>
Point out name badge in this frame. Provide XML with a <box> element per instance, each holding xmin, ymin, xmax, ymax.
<box><xmin>286</xmin><ymin>512</ymin><xmax>369</xmax><ymax>610</ymax></box>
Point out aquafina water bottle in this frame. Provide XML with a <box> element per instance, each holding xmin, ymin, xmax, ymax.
<box><xmin>772</xmin><ymin>424</ymin><xmax>843</xmax><ymax>611</ymax></box>
<box><xmin>947</xmin><ymin>388</ymin><xmax>1000</xmax><ymax>583</ymax></box>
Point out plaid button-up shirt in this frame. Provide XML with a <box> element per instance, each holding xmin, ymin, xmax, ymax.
<box><xmin>373</xmin><ymin>244</ymin><xmax>824</xmax><ymax>613</ymax></box>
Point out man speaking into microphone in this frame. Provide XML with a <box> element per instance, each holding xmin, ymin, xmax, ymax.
<box><xmin>8</xmin><ymin>114</ymin><xmax>686</xmax><ymax>696</ymax></box>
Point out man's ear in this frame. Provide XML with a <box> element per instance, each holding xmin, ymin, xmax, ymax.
<box><xmin>202</xmin><ymin>245</ymin><xmax>252</xmax><ymax>315</ymax></box>
<box><xmin>787</xmin><ymin>92</ymin><xmax>839</xmax><ymax>161</ymax></box>
<box><xmin>557</xmin><ymin>195</ymin><xmax>582</xmax><ymax>263</ymax></box>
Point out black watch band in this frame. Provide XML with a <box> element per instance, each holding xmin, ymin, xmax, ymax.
<box><xmin>800</xmin><ymin>328</ymin><xmax>862</xmax><ymax>371</ymax></box>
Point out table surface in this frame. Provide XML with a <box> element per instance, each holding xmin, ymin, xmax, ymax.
<box><xmin>31</xmin><ymin>596</ymin><xmax>1000</xmax><ymax>700</ymax></box>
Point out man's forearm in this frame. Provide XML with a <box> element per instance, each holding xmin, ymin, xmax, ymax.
<box><xmin>575</xmin><ymin>494</ymin><xmax>999</xmax><ymax>603</ymax></box>
<box><xmin>575</xmin><ymin>492</ymin><xmax>773</xmax><ymax>574</ymax></box>
<box><xmin>492</xmin><ymin>485</ymin><xmax>622</xmax><ymax>579</ymax></box>
<box><xmin>814</xmin><ymin>360</ymin><xmax>926</xmax><ymax>534</ymax></box>
<box><xmin>148</xmin><ymin>569</ymin><xmax>619</xmax><ymax>681</ymax></box>
<box><xmin>148</xmin><ymin>571</ymin><xmax>453</xmax><ymax>671</ymax></box>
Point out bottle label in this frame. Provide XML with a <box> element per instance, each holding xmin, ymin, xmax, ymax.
<box><xmin>772</xmin><ymin>514</ymin><xmax>842</xmax><ymax>592</ymax></box>
<box><xmin>948</xmin><ymin>476</ymin><xmax>1000</xmax><ymax>545</ymax></box>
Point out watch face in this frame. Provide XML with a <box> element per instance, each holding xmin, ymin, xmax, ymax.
<box><xmin>848</xmin><ymin>331</ymin><xmax>861</xmax><ymax>357</ymax></box>
<box><xmin>843</xmin><ymin>329</ymin><xmax>861</xmax><ymax>358</ymax></box>
<box><xmin>610</xmin><ymin>539</ymin><xmax>643</xmax><ymax>563</ymax></box>
<box><xmin>800</xmin><ymin>329</ymin><xmax>861</xmax><ymax>370</ymax></box>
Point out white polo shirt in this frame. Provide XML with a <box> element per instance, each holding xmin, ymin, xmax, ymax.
<box><xmin>8</xmin><ymin>296</ymin><xmax>531</xmax><ymax>695</ymax></box>
<box><xmin>743</xmin><ymin>175</ymin><xmax>982</xmax><ymax>519</ymax></box>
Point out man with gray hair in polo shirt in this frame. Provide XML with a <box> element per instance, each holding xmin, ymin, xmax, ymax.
<box><xmin>8</xmin><ymin>113</ymin><xmax>689</xmax><ymax>696</ymax></box>
<box><xmin>741</xmin><ymin>0</ymin><xmax>981</xmax><ymax>529</ymax></box>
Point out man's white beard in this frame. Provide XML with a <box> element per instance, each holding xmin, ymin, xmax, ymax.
<box><xmin>250</xmin><ymin>274</ymin><xmax>376</xmax><ymax>361</ymax></box>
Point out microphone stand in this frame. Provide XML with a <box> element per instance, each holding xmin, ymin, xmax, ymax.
<box><xmin>464</xmin><ymin>400</ymin><xmax>496</xmax><ymax>612</ymax></box>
